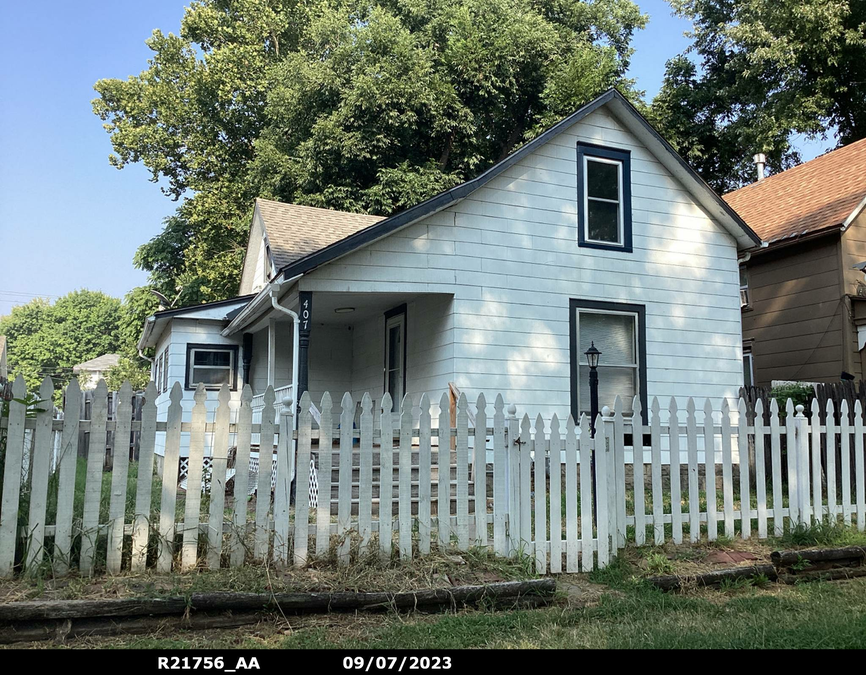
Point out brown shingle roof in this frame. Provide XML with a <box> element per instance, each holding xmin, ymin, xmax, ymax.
<box><xmin>723</xmin><ymin>138</ymin><xmax>866</xmax><ymax>245</ymax></box>
<box><xmin>256</xmin><ymin>198</ymin><xmax>384</xmax><ymax>271</ymax></box>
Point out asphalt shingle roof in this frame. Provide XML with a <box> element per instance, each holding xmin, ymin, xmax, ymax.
<box><xmin>256</xmin><ymin>198</ymin><xmax>385</xmax><ymax>271</ymax></box>
<box><xmin>72</xmin><ymin>354</ymin><xmax>121</xmax><ymax>373</ymax></box>
<box><xmin>723</xmin><ymin>138</ymin><xmax>866</xmax><ymax>245</ymax></box>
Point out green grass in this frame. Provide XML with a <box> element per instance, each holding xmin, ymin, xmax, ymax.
<box><xmin>77</xmin><ymin>576</ymin><xmax>866</xmax><ymax>650</ymax></box>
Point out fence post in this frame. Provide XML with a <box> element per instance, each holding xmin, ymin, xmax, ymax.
<box><xmin>793</xmin><ymin>404</ymin><xmax>809</xmax><ymax>528</ymax></box>
<box><xmin>506</xmin><ymin>403</ymin><xmax>519</xmax><ymax>557</ymax></box>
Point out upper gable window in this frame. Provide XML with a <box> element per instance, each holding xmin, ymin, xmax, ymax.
<box><xmin>577</xmin><ymin>143</ymin><xmax>632</xmax><ymax>252</ymax></box>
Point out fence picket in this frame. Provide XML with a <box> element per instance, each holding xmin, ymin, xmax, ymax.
<box><xmin>738</xmin><ymin>398</ymin><xmax>751</xmax><ymax>539</ymax></box>
<box><xmin>158</xmin><ymin>383</ymin><xmax>183</xmax><ymax>572</ymax></box>
<box><xmin>182</xmin><ymin>384</ymin><xmax>208</xmax><ymax>570</ymax></box>
<box><xmin>650</xmin><ymin>397</ymin><xmax>663</xmax><ymax>545</ymax></box>
<box><xmin>669</xmin><ymin>398</ymin><xmax>683</xmax><ymax>544</ymax></box>
<box><xmin>25</xmin><ymin>377</ymin><xmax>54</xmax><ymax>573</ymax></box>
<box><xmin>230</xmin><ymin>386</ymin><xmax>253</xmax><ymax>567</ymax></box>
<box><xmin>273</xmin><ymin>395</ymin><xmax>293</xmax><ymax>564</ymax></box>
<box><xmin>755</xmin><ymin>399</ymin><xmax>768</xmax><ymax>539</ymax></box>
<box><xmin>770</xmin><ymin>398</ymin><xmax>784</xmax><ymax>535</ymax></box>
<box><xmin>437</xmin><ymin>392</ymin><xmax>450</xmax><ymax>549</ymax></box>
<box><xmin>720</xmin><ymin>398</ymin><xmax>734</xmax><ymax>538</ymax></box>
<box><xmin>54</xmin><ymin>378</ymin><xmax>82</xmax><ymax>574</ymax></box>
<box><xmin>614</xmin><ymin>397</ymin><xmax>626</xmax><ymax>549</ymax></box>
<box><xmin>399</xmin><ymin>394</ymin><xmax>413</xmax><ymax>559</ymax></box>
<box><xmin>533</xmin><ymin>414</ymin><xmax>547</xmax><ymax>573</ymax></box>
<box><xmin>595</xmin><ymin>413</ymin><xmax>609</xmax><ymax>569</ymax></box>
<box><xmin>565</xmin><ymin>415</ymin><xmax>579</xmax><ymax>572</ymax></box>
<box><xmin>316</xmin><ymin>393</ymin><xmax>334</xmax><ymax>556</ymax></box>
<box><xmin>810</xmin><ymin>400</ymin><xmax>822</xmax><ymax>524</ymax></box>
<box><xmin>855</xmin><ymin>400</ymin><xmax>865</xmax><ymax>532</ymax></box>
<box><xmin>294</xmin><ymin>391</ymin><xmax>313</xmax><ymax>566</ymax></box>
<box><xmin>686</xmin><ymin>398</ymin><xmax>699</xmax><ymax>542</ymax></box>
<box><xmin>841</xmin><ymin>399</ymin><xmax>853</xmax><ymax>526</ymax></box>
<box><xmin>80</xmin><ymin>379</ymin><xmax>108</xmax><ymax>575</ymax></box>
<box><xmin>358</xmin><ymin>393</ymin><xmax>373</xmax><ymax>554</ymax></box>
<box><xmin>205</xmin><ymin>385</ymin><xmax>231</xmax><ymax>569</ymax></box>
<box><xmin>107</xmin><ymin>381</ymin><xmax>133</xmax><ymax>574</ymax></box>
<box><xmin>254</xmin><ymin>387</ymin><xmax>276</xmax><ymax>560</ymax></box>
<box><xmin>492</xmin><ymin>396</ymin><xmax>507</xmax><ymax>556</ymax></box>
<box><xmin>455</xmin><ymin>393</ymin><xmax>469</xmax><ymax>551</ymax></box>
<box><xmin>549</xmin><ymin>414</ymin><xmax>562</xmax><ymax>574</ymax></box>
<box><xmin>578</xmin><ymin>414</ymin><xmax>593</xmax><ymax>572</ymax></box>
<box><xmin>419</xmin><ymin>394</ymin><xmax>432</xmax><ymax>554</ymax></box>
<box><xmin>337</xmin><ymin>392</ymin><xmax>354</xmax><ymax>564</ymax></box>
<box><xmin>633</xmin><ymin>396</ymin><xmax>646</xmax><ymax>546</ymax></box>
<box><xmin>519</xmin><ymin>414</ymin><xmax>532</xmax><ymax>552</ymax></box>
<box><xmin>474</xmin><ymin>394</ymin><xmax>488</xmax><ymax>548</ymax></box>
<box><xmin>703</xmin><ymin>399</ymin><xmax>718</xmax><ymax>542</ymax></box>
<box><xmin>380</xmin><ymin>393</ymin><xmax>394</xmax><ymax>559</ymax></box>
<box><xmin>826</xmin><ymin>399</ymin><xmax>838</xmax><ymax>522</ymax></box>
<box><xmin>786</xmin><ymin>399</ymin><xmax>799</xmax><ymax>528</ymax></box>
<box><xmin>0</xmin><ymin>377</ymin><xmax>26</xmax><ymax>577</ymax></box>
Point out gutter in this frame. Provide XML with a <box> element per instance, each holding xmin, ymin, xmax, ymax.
<box><xmin>222</xmin><ymin>275</ymin><xmax>302</xmax><ymax>337</ymax></box>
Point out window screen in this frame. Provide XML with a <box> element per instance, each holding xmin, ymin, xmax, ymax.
<box><xmin>576</xmin><ymin>310</ymin><xmax>639</xmax><ymax>416</ymax></box>
<box><xmin>585</xmin><ymin>159</ymin><xmax>621</xmax><ymax>244</ymax></box>
<box><xmin>186</xmin><ymin>346</ymin><xmax>236</xmax><ymax>389</ymax></box>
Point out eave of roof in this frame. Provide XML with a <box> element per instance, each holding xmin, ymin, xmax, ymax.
<box><xmin>138</xmin><ymin>295</ymin><xmax>256</xmax><ymax>351</ymax></box>
<box><xmin>270</xmin><ymin>89</ymin><xmax>760</xmax><ymax>282</ymax></box>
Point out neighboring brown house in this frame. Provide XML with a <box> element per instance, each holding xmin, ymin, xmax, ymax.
<box><xmin>724</xmin><ymin>139</ymin><xmax>866</xmax><ymax>387</ymax></box>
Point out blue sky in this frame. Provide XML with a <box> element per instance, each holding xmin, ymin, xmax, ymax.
<box><xmin>0</xmin><ymin>0</ymin><xmax>830</xmax><ymax>314</ymax></box>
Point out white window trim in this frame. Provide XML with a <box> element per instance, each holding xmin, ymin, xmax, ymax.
<box><xmin>187</xmin><ymin>346</ymin><xmax>236</xmax><ymax>390</ymax></box>
<box><xmin>385</xmin><ymin>312</ymin><xmax>406</xmax><ymax>407</ymax></box>
<box><xmin>582</xmin><ymin>155</ymin><xmax>625</xmax><ymax>248</ymax></box>
<box><xmin>576</xmin><ymin>307</ymin><xmax>640</xmax><ymax>414</ymax></box>
<box><xmin>743</xmin><ymin>350</ymin><xmax>755</xmax><ymax>388</ymax></box>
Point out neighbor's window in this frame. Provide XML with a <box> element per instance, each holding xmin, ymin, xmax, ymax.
<box><xmin>577</xmin><ymin>144</ymin><xmax>632</xmax><ymax>252</ymax></box>
<box><xmin>743</xmin><ymin>345</ymin><xmax>754</xmax><ymax>389</ymax></box>
<box><xmin>185</xmin><ymin>344</ymin><xmax>238</xmax><ymax>390</ymax></box>
<box><xmin>739</xmin><ymin>265</ymin><xmax>751</xmax><ymax>309</ymax></box>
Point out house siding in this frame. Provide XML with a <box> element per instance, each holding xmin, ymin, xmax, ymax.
<box><xmin>153</xmin><ymin>318</ymin><xmax>245</xmax><ymax>458</ymax></box>
<box><xmin>743</xmin><ymin>233</ymin><xmax>844</xmax><ymax>386</ymax></box>
<box><xmin>300</xmin><ymin>106</ymin><xmax>744</xmax><ymax>422</ymax></box>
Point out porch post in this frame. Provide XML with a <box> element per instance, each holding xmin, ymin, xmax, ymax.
<box><xmin>241</xmin><ymin>333</ymin><xmax>253</xmax><ymax>386</ymax></box>
<box><xmin>298</xmin><ymin>291</ymin><xmax>312</xmax><ymax>396</ymax></box>
<box><xmin>267</xmin><ymin>319</ymin><xmax>276</xmax><ymax>387</ymax></box>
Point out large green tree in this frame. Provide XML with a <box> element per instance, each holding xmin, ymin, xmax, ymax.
<box><xmin>94</xmin><ymin>0</ymin><xmax>646</xmax><ymax>304</ymax></box>
<box><xmin>0</xmin><ymin>291</ymin><xmax>123</xmax><ymax>396</ymax></box>
<box><xmin>651</xmin><ymin>0</ymin><xmax>866</xmax><ymax>193</ymax></box>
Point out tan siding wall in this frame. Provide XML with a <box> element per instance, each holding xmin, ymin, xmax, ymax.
<box><xmin>743</xmin><ymin>234</ymin><xmax>844</xmax><ymax>385</ymax></box>
<box><xmin>840</xmin><ymin>209</ymin><xmax>866</xmax><ymax>380</ymax></box>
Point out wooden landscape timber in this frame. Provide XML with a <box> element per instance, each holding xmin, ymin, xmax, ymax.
<box><xmin>0</xmin><ymin>579</ymin><xmax>556</xmax><ymax>644</ymax></box>
<box><xmin>648</xmin><ymin>545</ymin><xmax>866</xmax><ymax>591</ymax></box>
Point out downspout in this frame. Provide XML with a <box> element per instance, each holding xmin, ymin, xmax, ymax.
<box><xmin>270</xmin><ymin>289</ymin><xmax>300</xmax><ymax>485</ymax></box>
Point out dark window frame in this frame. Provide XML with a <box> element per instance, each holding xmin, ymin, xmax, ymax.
<box><xmin>184</xmin><ymin>343</ymin><xmax>239</xmax><ymax>391</ymax></box>
<box><xmin>383</xmin><ymin>304</ymin><xmax>408</xmax><ymax>407</ymax></box>
<box><xmin>576</xmin><ymin>142</ymin><xmax>633</xmax><ymax>253</ymax></box>
<box><xmin>569</xmin><ymin>298</ymin><xmax>648</xmax><ymax>425</ymax></box>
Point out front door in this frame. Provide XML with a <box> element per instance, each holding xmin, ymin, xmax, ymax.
<box><xmin>385</xmin><ymin>310</ymin><xmax>406</xmax><ymax>411</ymax></box>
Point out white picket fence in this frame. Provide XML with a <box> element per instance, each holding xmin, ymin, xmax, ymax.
<box><xmin>2</xmin><ymin>375</ymin><xmax>866</xmax><ymax>578</ymax></box>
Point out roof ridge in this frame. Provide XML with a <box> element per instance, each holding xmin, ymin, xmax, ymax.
<box><xmin>255</xmin><ymin>196</ymin><xmax>384</xmax><ymax>219</ymax></box>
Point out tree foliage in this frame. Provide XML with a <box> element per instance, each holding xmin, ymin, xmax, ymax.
<box><xmin>94</xmin><ymin>0</ymin><xmax>647</xmax><ymax>303</ymax></box>
<box><xmin>651</xmin><ymin>0</ymin><xmax>866</xmax><ymax>193</ymax></box>
<box><xmin>0</xmin><ymin>291</ymin><xmax>123</xmax><ymax>395</ymax></box>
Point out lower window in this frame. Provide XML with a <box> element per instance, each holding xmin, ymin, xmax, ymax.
<box><xmin>185</xmin><ymin>344</ymin><xmax>239</xmax><ymax>390</ymax></box>
<box><xmin>570</xmin><ymin>299</ymin><xmax>647</xmax><ymax>422</ymax></box>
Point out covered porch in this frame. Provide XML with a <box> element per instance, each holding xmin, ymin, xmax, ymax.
<box><xmin>231</xmin><ymin>290</ymin><xmax>456</xmax><ymax>425</ymax></box>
